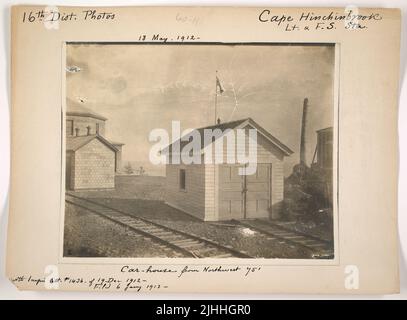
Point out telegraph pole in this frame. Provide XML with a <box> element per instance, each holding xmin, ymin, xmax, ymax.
<box><xmin>214</xmin><ymin>70</ymin><xmax>218</xmax><ymax>124</ymax></box>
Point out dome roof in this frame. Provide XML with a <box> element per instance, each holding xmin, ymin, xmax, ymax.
<box><xmin>66</xmin><ymin>99</ymin><xmax>107</xmax><ymax>121</ymax></box>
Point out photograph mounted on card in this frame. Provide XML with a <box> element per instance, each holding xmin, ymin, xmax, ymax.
<box><xmin>7</xmin><ymin>6</ymin><xmax>400</xmax><ymax>293</ymax></box>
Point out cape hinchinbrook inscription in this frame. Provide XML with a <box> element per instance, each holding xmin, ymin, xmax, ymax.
<box><xmin>258</xmin><ymin>9</ymin><xmax>383</xmax><ymax>30</ymax></box>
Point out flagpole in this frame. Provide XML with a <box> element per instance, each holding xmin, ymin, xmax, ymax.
<box><xmin>214</xmin><ymin>70</ymin><xmax>218</xmax><ymax>124</ymax></box>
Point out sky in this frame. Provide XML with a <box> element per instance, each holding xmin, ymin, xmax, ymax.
<box><xmin>66</xmin><ymin>43</ymin><xmax>335</xmax><ymax>176</ymax></box>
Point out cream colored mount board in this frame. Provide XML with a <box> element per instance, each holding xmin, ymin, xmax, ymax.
<box><xmin>7</xmin><ymin>5</ymin><xmax>400</xmax><ymax>294</ymax></box>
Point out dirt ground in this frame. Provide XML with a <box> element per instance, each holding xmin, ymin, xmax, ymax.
<box><xmin>64</xmin><ymin>202</ymin><xmax>182</xmax><ymax>258</ymax></box>
<box><xmin>64</xmin><ymin>175</ymin><xmax>330</xmax><ymax>259</ymax></box>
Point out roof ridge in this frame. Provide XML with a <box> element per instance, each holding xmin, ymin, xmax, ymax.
<box><xmin>66</xmin><ymin>134</ymin><xmax>118</xmax><ymax>152</ymax></box>
<box><xmin>194</xmin><ymin>117</ymin><xmax>251</xmax><ymax>131</ymax></box>
<box><xmin>162</xmin><ymin>117</ymin><xmax>293</xmax><ymax>156</ymax></box>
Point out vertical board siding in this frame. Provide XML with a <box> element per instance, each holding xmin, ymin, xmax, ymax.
<box><xmin>165</xmin><ymin>164</ymin><xmax>206</xmax><ymax>220</ymax></box>
<box><xmin>204</xmin><ymin>164</ymin><xmax>217</xmax><ymax>221</ymax></box>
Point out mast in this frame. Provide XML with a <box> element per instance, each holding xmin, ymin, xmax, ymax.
<box><xmin>214</xmin><ymin>70</ymin><xmax>218</xmax><ymax>124</ymax></box>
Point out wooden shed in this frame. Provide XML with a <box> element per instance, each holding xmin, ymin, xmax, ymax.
<box><xmin>315</xmin><ymin>127</ymin><xmax>333</xmax><ymax>173</ymax></box>
<box><xmin>163</xmin><ymin>118</ymin><xmax>293</xmax><ymax>221</ymax></box>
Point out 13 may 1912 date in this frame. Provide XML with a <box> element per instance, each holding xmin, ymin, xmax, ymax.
<box><xmin>138</xmin><ymin>34</ymin><xmax>201</xmax><ymax>42</ymax></box>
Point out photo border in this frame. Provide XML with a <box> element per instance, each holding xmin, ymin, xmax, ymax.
<box><xmin>58</xmin><ymin>41</ymin><xmax>340</xmax><ymax>267</ymax></box>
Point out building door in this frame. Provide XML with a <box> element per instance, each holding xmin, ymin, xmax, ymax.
<box><xmin>218</xmin><ymin>164</ymin><xmax>271</xmax><ymax>220</ymax></box>
<box><xmin>245</xmin><ymin>163</ymin><xmax>271</xmax><ymax>219</ymax></box>
<box><xmin>219</xmin><ymin>165</ymin><xmax>244</xmax><ymax>220</ymax></box>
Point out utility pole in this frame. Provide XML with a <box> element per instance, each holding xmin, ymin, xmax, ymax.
<box><xmin>214</xmin><ymin>70</ymin><xmax>218</xmax><ymax>124</ymax></box>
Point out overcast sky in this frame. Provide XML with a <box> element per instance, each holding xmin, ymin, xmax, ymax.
<box><xmin>66</xmin><ymin>43</ymin><xmax>335</xmax><ymax>176</ymax></box>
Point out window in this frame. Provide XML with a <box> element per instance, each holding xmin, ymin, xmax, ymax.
<box><xmin>66</xmin><ymin>120</ymin><xmax>73</xmax><ymax>136</ymax></box>
<box><xmin>179</xmin><ymin>169</ymin><xmax>186</xmax><ymax>190</ymax></box>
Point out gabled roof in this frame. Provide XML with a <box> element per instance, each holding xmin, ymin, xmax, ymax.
<box><xmin>67</xmin><ymin>134</ymin><xmax>118</xmax><ymax>152</ymax></box>
<box><xmin>162</xmin><ymin>118</ymin><xmax>293</xmax><ymax>156</ymax></box>
<box><xmin>66</xmin><ymin>99</ymin><xmax>107</xmax><ymax>121</ymax></box>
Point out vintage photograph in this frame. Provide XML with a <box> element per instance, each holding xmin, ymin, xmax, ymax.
<box><xmin>63</xmin><ymin>43</ymin><xmax>336</xmax><ymax>259</ymax></box>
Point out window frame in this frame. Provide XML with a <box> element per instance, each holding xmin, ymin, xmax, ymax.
<box><xmin>66</xmin><ymin>120</ymin><xmax>74</xmax><ymax>136</ymax></box>
<box><xmin>179</xmin><ymin>168</ymin><xmax>186</xmax><ymax>191</ymax></box>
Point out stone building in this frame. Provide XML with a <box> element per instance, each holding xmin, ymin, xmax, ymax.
<box><xmin>65</xmin><ymin>100</ymin><xmax>124</xmax><ymax>190</ymax></box>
